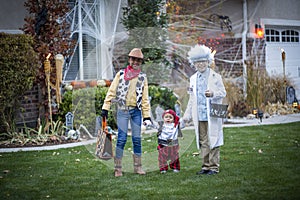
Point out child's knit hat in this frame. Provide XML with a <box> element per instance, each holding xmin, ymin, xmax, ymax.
<box><xmin>163</xmin><ymin>109</ymin><xmax>180</xmax><ymax>127</ymax></box>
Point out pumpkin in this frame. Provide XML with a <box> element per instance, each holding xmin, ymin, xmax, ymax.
<box><xmin>71</xmin><ymin>81</ymin><xmax>86</xmax><ymax>89</ymax></box>
<box><xmin>89</xmin><ymin>80</ymin><xmax>98</xmax><ymax>87</ymax></box>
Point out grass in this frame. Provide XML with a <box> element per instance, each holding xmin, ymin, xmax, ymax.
<box><xmin>1</xmin><ymin>122</ymin><xmax>300</xmax><ymax>200</ymax></box>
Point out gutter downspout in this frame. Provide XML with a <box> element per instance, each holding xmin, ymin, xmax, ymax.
<box><xmin>78</xmin><ymin>0</ymin><xmax>84</xmax><ymax>80</ymax></box>
<box><xmin>242</xmin><ymin>0</ymin><xmax>248</xmax><ymax>99</ymax></box>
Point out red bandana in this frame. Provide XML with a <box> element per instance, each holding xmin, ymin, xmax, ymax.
<box><xmin>124</xmin><ymin>65</ymin><xmax>141</xmax><ymax>81</ymax></box>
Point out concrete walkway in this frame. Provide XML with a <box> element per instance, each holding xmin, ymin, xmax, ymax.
<box><xmin>223</xmin><ymin>113</ymin><xmax>300</xmax><ymax>127</ymax></box>
<box><xmin>1</xmin><ymin>113</ymin><xmax>299</xmax><ymax>153</ymax></box>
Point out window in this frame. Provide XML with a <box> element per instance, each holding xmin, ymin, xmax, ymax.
<box><xmin>265</xmin><ymin>29</ymin><xmax>280</xmax><ymax>42</ymax></box>
<box><xmin>265</xmin><ymin>28</ymin><xmax>300</xmax><ymax>43</ymax></box>
<box><xmin>282</xmin><ymin>30</ymin><xmax>299</xmax><ymax>42</ymax></box>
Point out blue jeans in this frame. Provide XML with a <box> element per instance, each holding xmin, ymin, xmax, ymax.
<box><xmin>116</xmin><ymin>108</ymin><xmax>142</xmax><ymax>158</ymax></box>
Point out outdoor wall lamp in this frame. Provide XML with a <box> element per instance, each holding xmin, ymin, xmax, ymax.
<box><xmin>255</xmin><ymin>24</ymin><xmax>264</xmax><ymax>38</ymax></box>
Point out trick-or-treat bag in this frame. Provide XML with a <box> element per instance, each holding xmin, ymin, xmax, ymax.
<box><xmin>95</xmin><ymin>117</ymin><xmax>113</xmax><ymax>160</ymax></box>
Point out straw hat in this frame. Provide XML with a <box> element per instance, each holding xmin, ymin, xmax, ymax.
<box><xmin>128</xmin><ymin>48</ymin><xmax>144</xmax><ymax>59</ymax></box>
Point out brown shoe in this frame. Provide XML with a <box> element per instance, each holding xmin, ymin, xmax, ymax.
<box><xmin>133</xmin><ymin>154</ymin><xmax>146</xmax><ymax>175</ymax></box>
<box><xmin>114</xmin><ymin>158</ymin><xmax>123</xmax><ymax>177</ymax></box>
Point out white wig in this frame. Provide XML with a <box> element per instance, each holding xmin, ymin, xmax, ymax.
<box><xmin>187</xmin><ymin>44</ymin><xmax>214</xmax><ymax>64</ymax></box>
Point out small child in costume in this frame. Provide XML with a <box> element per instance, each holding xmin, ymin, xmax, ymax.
<box><xmin>157</xmin><ymin>109</ymin><xmax>180</xmax><ymax>173</ymax></box>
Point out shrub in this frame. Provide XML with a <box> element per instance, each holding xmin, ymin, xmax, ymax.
<box><xmin>148</xmin><ymin>85</ymin><xmax>178</xmax><ymax>110</ymax></box>
<box><xmin>223</xmin><ymin>79</ymin><xmax>248</xmax><ymax>117</ymax></box>
<box><xmin>58</xmin><ymin>86</ymin><xmax>118</xmax><ymax>134</ymax></box>
<box><xmin>0</xmin><ymin>33</ymin><xmax>38</xmax><ymax>133</ymax></box>
<box><xmin>223</xmin><ymin>61</ymin><xmax>295</xmax><ymax>117</ymax></box>
<box><xmin>246</xmin><ymin>62</ymin><xmax>292</xmax><ymax>112</ymax></box>
<box><xmin>58</xmin><ymin>85</ymin><xmax>178</xmax><ymax>133</ymax></box>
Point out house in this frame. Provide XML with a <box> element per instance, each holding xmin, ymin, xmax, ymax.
<box><xmin>1</xmin><ymin>0</ymin><xmax>299</xmax><ymax>125</ymax></box>
<box><xmin>210</xmin><ymin>0</ymin><xmax>300</xmax><ymax>101</ymax></box>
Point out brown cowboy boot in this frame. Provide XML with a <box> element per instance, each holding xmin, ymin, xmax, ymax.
<box><xmin>133</xmin><ymin>154</ymin><xmax>146</xmax><ymax>175</ymax></box>
<box><xmin>114</xmin><ymin>157</ymin><xmax>122</xmax><ymax>177</ymax></box>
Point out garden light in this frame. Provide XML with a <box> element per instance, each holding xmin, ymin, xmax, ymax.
<box><xmin>281</xmin><ymin>49</ymin><xmax>286</xmax><ymax>103</ymax></box>
<box><xmin>55</xmin><ymin>54</ymin><xmax>64</xmax><ymax>107</ymax></box>
<box><xmin>252</xmin><ymin>108</ymin><xmax>258</xmax><ymax>115</ymax></box>
<box><xmin>44</xmin><ymin>53</ymin><xmax>51</xmax><ymax>73</ymax></box>
<box><xmin>44</xmin><ymin>53</ymin><xmax>53</xmax><ymax>128</ymax></box>
<box><xmin>258</xmin><ymin>110</ymin><xmax>263</xmax><ymax>122</ymax></box>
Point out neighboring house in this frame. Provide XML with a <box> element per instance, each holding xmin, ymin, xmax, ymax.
<box><xmin>248</xmin><ymin>0</ymin><xmax>300</xmax><ymax>101</ymax></box>
<box><xmin>0</xmin><ymin>0</ymin><xmax>299</xmax><ymax>125</ymax></box>
<box><xmin>179</xmin><ymin>0</ymin><xmax>300</xmax><ymax>101</ymax></box>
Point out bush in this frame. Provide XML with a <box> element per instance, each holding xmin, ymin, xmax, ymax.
<box><xmin>58</xmin><ymin>87</ymin><xmax>114</xmax><ymax>135</ymax></box>
<box><xmin>0</xmin><ymin>33</ymin><xmax>39</xmax><ymax>133</ymax></box>
<box><xmin>58</xmin><ymin>85</ymin><xmax>178</xmax><ymax>133</ymax></box>
<box><xmin>148</xmin><ymin>85</ymin><xmax>178</xmax><ymax>110</ymax></box>
<box><xmin>223</xmin><ymin>61</ymin><xmax>295</xmax><ymax>117</ymax></box>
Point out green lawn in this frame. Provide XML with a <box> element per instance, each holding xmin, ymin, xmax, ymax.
<box><xmin>1</xmin><ymin>122</ymin><xmax>300</xmax><ymax>200</ymax></box>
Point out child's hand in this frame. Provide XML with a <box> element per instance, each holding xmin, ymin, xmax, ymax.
<box><xmin>143</xmin><ymin>120</ymin><xmax>152</xmax><ymax>127</ymax></box>
<box><xmin>157</xmin><ymin>132</ymin><xmax>161</xmax><ymax>137</ymax></box>
<box><xmin>205</xmin><ymin>90</ymin><xmax>213</xmax><ymax>97</ymax></box>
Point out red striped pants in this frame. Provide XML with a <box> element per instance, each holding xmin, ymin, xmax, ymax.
<box><xmin>157</xmin><ymin>144</ymin><xmax>180</xmax><ymax>171</ymax></box>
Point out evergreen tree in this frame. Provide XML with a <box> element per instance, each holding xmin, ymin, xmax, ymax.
<box><xmin>121</xmin><ymin>0</ymin><xmax>170</xmax><ymax>84</ymax></box>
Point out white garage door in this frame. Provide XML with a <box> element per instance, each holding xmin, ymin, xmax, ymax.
<box><xmin>265</xmin><ymin>26</ymin><xmax>300</xmax><ymax>101</ymax></box>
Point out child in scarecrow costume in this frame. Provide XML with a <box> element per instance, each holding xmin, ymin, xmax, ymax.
<box><xmin>157</xmin><ymin>109</ymin><xmax>181</xmax><ymax>173</ymax></box>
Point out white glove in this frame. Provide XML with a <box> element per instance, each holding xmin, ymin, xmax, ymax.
<box><xmin>143</xmin><ymin>120</ymin><xmax>152</xmax><ymax>127</ymax></box>
<box><xmin>179</xmin><ymin>118</ymin><xmax>185</xmax><ymax>129</ymax></box>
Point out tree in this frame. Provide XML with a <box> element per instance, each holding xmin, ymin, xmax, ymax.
<box><xmin>121</xmin><ymin>0</ymin><xmax>170</xmax><ymax>84</ymax></box>
<box><xmin>22</xmin><ymin>0</ymin><xmax>75</xmax><ymax>120</ymax></box>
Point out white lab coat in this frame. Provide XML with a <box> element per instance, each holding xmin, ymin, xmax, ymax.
<box><xmin>183</xmin><ymin>69</ymin><xmax>226</xmax><ymax>149</ymax></box>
